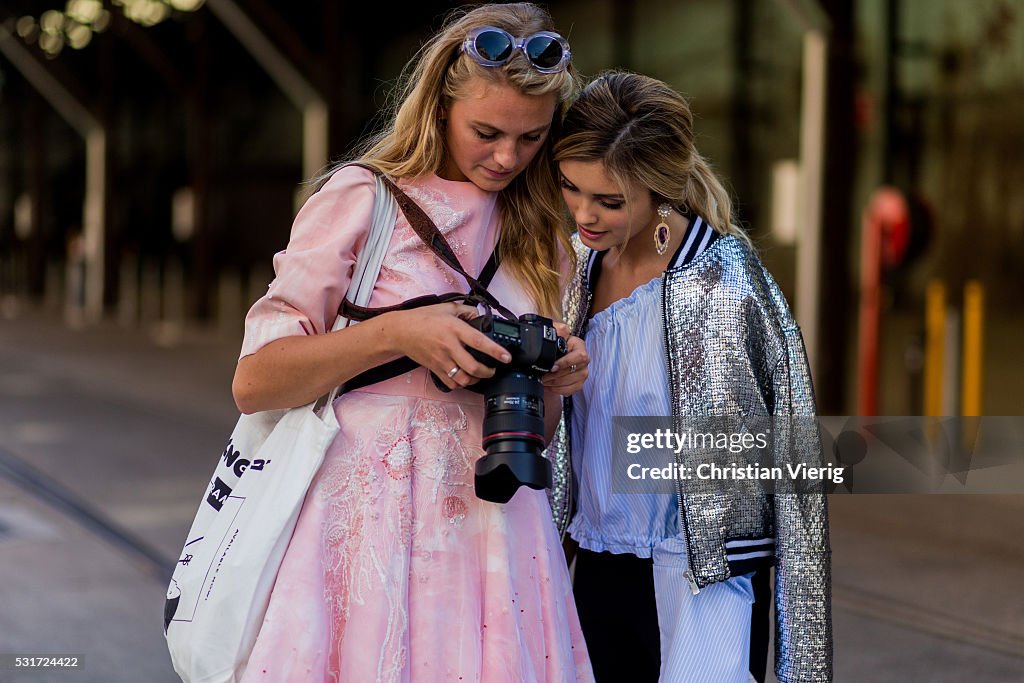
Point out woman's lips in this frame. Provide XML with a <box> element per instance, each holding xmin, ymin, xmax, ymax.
<box><xmin>482</xmin><ymin>167</ymin><xmax>512</xmax><ymax>179</ymax></box>
<box><xmin>577</xmin><ymin>224</ymin><xmax>604</xmax><ymax>240</ymax></box>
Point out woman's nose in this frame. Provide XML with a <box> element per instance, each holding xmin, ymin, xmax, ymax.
<box><xmin>493</xmin><ymin>140</ymin><xmax>517</xmax><ymax>170</ymax></box>
<box><xmin>574</xmin><ymin>201</ymin><xmax>597</xmax><ymax>226</ymax></box>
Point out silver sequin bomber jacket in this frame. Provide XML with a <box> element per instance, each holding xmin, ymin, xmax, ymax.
<box><xmin>553</xmin><ymin>233</ymin><xmax>833</xmax><ymax>683</ymax></box>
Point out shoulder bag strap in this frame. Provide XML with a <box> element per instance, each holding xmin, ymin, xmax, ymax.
<box><xmin>313</xmin><ymin>167</ymin><xmax>399</xmax><ymax>412</ymax></box>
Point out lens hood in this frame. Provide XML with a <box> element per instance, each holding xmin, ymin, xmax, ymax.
<box><xmin>474</xmin><ymin>451</ymin><xmax>553</xmax><ymax>503</ymax></box>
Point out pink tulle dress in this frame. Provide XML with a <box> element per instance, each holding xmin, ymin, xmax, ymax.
<box><xmin>238</xmin><ymin>166</ymin><xmax>593</xmax><ymax>682</ymax></box>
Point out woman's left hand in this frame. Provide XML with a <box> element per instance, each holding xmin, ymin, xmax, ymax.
<box><xmin>542</xmin><ymin>322</ymin><xmax>589</xmax><ymax>396</ymax></box>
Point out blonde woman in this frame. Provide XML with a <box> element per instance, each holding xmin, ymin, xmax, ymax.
<box><xmin>554</xmin><ymin>72</ymin><xmax>831</xmax><ymax>682</ymax></box>
<box><xmin>232</xmin><ymin>4</ymin><xmax>592</xmax><ymax>680</ymax></box>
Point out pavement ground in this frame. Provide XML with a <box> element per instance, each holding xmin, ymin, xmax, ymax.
<box><xmin>0</xmin><ymin>309</ymin><xmax>1021</xmax><ymax>682</ymax></box>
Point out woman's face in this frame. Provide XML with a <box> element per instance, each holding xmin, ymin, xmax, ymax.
<box><xmin>558</xmin><ymin>160</ymin><xmax>656</xmax><ymax>251</ymax></box>
<box><xmin>442</xmin><ymin>77</ymin><xmax>557</xmax><ymax>192</ymax></box>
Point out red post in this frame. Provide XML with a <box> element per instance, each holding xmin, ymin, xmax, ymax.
<box><xmin>857</xmin><ymin>187</ymin><xmax>909</xmax><ymax>415</ymax></box>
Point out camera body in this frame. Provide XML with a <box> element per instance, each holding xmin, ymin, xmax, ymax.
<box><xmin>432</xmin><ymin>313</ymin><xmax>568</xmax><ymax>503</ymax></box>
<box><xmin>464</xmin><ymin>313</ymin><xmax>567</xmax><ymax>380</ymax></box>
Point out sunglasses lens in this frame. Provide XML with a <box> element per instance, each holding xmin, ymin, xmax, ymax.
<box><xmin>474</xmin><ymin>30</ymin><xmax>514</xmax><ymax>62</ymax></box>
<box><xmin>525</xmin><ymin>36</ymin><xmax>563</xmax><ymax>69</ymax></box>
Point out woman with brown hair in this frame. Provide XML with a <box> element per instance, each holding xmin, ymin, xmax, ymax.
<box><xmin>554</xmin><ymin>71</ymin><xmax>832</xmax><ymax>683</ymax></box>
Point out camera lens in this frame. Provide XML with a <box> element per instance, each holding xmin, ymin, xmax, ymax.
<box><xmin>475</xmin><ymin>371</ymin><xmax>553</xmax><ymax>503</ymax></box>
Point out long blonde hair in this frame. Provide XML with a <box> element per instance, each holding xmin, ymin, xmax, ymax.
<box><xmin>553</xmin><ymin>71</ymin><xmax>751</xmax><ymax>246</ymax></box>
<box><xmin>335</xmin><ymin>3</ymin><xmax>578</xmax><ymax>317</ymax></box>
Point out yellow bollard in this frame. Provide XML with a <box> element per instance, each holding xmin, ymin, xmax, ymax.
<box><xmin>961</xmin><ymin>281</ymin><xmax>984</xmax><ymax>416</ymax></box>
<box><xmin>923</xmin><ymin>280</ymin><xmax>945</xmax><ymax>416</ymax></box>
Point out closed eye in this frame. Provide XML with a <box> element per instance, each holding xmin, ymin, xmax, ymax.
<box><xmin>561</xmin><ymin>177</ymin><xmax>623</xmax><ymax>210</ymax></box>
<box><xmin>475</xmin><ymin>129</ymin><xmax>499</xmax><ymax>141</ymax></box>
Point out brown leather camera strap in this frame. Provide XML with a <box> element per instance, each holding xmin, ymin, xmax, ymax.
<box><xmin>378</xmin><ymin>170</ymin><xmax>512</xmax><ymax>317</ymax></box>
<box><xmin>336</xmin><ymin>164</ymin><xmax>511</xmax><ymax>392</ymax></box>
<box><xmin>337</xmin><ymin>164</ymin><xmax>514</xmax><ymax>322</ymax></box>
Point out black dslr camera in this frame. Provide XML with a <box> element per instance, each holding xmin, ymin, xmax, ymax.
<box><xmin>432</xmin><ymin>313</ymin><xmax>567</xmax><ymax>503</ymax></box>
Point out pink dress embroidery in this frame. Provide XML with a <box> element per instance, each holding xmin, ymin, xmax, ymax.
<box><xmin>238</xmin><ymin>166</ymin><xmax>593</xmax><ymax>682</ymax></box>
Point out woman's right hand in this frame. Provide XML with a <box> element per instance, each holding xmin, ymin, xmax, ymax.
<box><xmin>233</xmin><ymin>303</ymin><xmax>514</xmax><ymax>413</ymax></box>
<box><xmin>388</xmin><ymin>303</ymin><xmax>512</xmax><ymax>390</ymax></box>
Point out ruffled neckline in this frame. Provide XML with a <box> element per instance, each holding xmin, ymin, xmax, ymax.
<box><xmin>587</xmin><ymin>275</ymin><xmax>662</xmax><ymax>334</ymax></box>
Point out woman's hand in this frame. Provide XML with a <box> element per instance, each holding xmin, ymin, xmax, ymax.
<box><xmin>541</xmin><ymin>322</ymin><xmax>588</xmax><ymax>396</ymax></box>
<box><xmin>389</xmin><ymin>303</ymin><xmax>512</xmax><ymax>390</ymax></box>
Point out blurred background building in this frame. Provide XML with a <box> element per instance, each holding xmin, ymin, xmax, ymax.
<box><xmin>1</xmin><ymin>0</ymin><xmax>1022</xmax><ymax>416</ymax></box>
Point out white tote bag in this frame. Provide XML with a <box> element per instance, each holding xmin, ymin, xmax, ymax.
<box><xmin>164</xmin><ymin>171</ymin><xmax>397</xmax><ymax>683</ymax></box>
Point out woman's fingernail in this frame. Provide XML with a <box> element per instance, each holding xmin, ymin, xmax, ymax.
<box><xmin>551</xmin><ymin>365</ymin><xmax>560</xmax><ymax>372</ymax></box>
<box><xmin>502</xmin><ymin>354</ymin><xmax>511</xmax><ymax>363</ymax></box>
